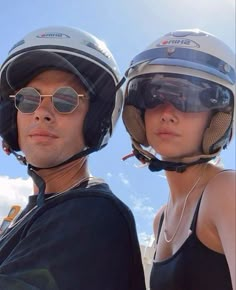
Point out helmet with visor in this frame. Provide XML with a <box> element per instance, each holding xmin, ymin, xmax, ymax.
<box><xmin>123</xmin><ymin>29</ymin><xmax>235</xmax><ymax>171</ymax></box>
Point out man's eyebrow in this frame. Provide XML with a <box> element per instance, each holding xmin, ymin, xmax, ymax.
<box><xmin>26</xmin><ymin>87</ymin><xmax>45</xmax><ymax>95</ymax></box>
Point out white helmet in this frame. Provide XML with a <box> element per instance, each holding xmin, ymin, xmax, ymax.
<box><xmin>123</xmin><ymin>29</ymin><xmax>235</xmax><ymax>171</ymax></box>
<box><xmin>0</xmin><ymin>25</ymin><xmax>123</xmax><ymax>154</ymax></box>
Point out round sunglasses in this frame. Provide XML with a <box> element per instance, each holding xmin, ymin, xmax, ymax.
<box><xmin>10</xmin><ymin>86</ymin><xmax>89</xmax><ymax>114</ymax></box>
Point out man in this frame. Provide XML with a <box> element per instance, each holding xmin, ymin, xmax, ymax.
<box><xmin>0</xmin><ymin>26</ymin><xmax>145</xmax><ymax>290</ymax></box>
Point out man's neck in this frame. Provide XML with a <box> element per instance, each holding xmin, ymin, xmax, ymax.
<box><xmin>33</xmin><ymin>157</ymin><xmax>90</xmax><ymax>195</ymax></box>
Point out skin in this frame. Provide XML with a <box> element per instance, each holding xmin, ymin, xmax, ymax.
<box><xmin>145</xmin><ymin>102</ymin><xmax>235</xmax><ymax>289</ymax></box>
<box><xmin>17</xmin><ymin>69</ymin><xmax>91</xmax><ymax>194</ymax></box>
<box><xmin>144</xmin><ymin>102</ymin><xmax>212</xmax><ymax>160</ymax></box>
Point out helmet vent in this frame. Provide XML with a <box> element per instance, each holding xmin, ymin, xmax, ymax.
<box><xmin>122</xmin><ymin>105</ymin><xmax>148</xmax><ymax>146</ymax></box>
<box><xmin>203</xmin><ymin>112</ymin><xmax>232</xmax><ymax>154</ymax></box>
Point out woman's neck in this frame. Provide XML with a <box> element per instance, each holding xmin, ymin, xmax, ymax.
<box><xmin>165</xmin><ymin>163</ymin><xmax>213</xmax><ymax>202</ymax></box>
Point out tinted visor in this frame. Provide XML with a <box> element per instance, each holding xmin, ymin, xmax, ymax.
<box><xmin>125</xmin><ymin>73</ymin><xmax>233</xmax><ymax>112</ymax></box>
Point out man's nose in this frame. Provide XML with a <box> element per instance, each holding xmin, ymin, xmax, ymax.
<box><xmin>33</xmin><ymin>97</ymin><xmax>55</xmax><ymax>122</ymax></box>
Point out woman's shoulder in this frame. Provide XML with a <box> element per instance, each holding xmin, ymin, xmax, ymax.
<box><xmin>201</xmin><ymin>168</ymin><xmax>235</xmax><ymax>223</ymax></box>
<box><xmin>194</xmin><ymin>168</ymin><xmax>235</xmax><ymax>253</ymax></box>
<box><xmin>204</xmin><ymin>169</ymin><xmax>235</xmax><ymax>200</ymax></box>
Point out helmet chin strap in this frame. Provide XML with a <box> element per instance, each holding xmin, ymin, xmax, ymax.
<box><xmin>29</xmin><ymin>146</ymin><xmax>99</xmax><ymax>171</ymax></box>
<box><xmin>2</xmin><ymin>127</ymin><xmax>107</xmax><ymax>207</ymax></box>
<box><xmin>27</xmin><ymin>166</ymin><xmax>46</xmax><ymax>207</ymax></box>
<box><xmin>27</xmin><ymin>147</ymin><xmax>98</xmax><ymax>207</ymax></box>
<box><xmin>3</xmin><ymin>141</ymin><xmax>102</xmax><ymax>207</ymax></box>
<box><xmin>148</xmin><ymin>155</ymin><xmax>212</xmax><ymax>173</ymax></box>
<box><xmin>127</xmin><ymin>140</ymin><xmax>215</xmax><ymax>173</ymax></box>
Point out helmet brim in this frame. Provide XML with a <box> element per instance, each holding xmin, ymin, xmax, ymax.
<box><xmin>5</xmin><ymin>50</ymin><xmax>94</xmax><ymax>93</ymax></box>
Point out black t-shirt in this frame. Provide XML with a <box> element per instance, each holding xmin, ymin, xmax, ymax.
<box><xmin>0</xmin><ymin>179</ymin><xmax>146</xmax><ymax>290</ymax></box>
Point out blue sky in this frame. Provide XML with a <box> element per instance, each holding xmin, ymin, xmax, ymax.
<box><xmin>0</xmin><ymin>0</ymin><xmax>235</xmax><ymax>244</ymax></box>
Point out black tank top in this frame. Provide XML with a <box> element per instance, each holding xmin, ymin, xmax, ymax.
<box><xmin>150</xmin><ymin>196</ymin><xmax>232</xmax><ymax>290</ymax></box>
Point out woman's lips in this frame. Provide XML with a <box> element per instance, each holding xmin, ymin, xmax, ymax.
<box><xmin>156</xmin><ymin>129</ymin><xmax>180</xmax><ymax>138</ymax></box>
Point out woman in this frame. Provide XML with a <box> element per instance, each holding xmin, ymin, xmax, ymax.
<box><xmin>122</xmin><ymin>29</ymin><xmax>235</xmax><ymax>290</ymax></box>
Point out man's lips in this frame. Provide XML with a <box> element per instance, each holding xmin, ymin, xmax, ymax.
<box><xmin>29</xmin><ymin>130</ymin><xmax>58</xmax><ymax>139</ymax></box>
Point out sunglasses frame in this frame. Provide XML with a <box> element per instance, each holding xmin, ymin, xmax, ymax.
<box><xmin>9</xmin><ymin>86</ymin><xmax>89</xmax><ymax>114</ymax></box>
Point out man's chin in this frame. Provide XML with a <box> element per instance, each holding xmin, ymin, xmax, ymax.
<box><xmin>27</xmin><ymin>158</ymin><xmax>63</xmax><ymax>169</ymax></box>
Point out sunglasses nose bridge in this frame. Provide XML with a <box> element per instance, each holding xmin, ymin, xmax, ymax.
<box><xmin>25</xmin><ymin>93</ymin><xmax>54</xmax><ymax>115</ymax></box>
<box><xmin>36</xmin><ymin>95</ymin><xmax>52</xmax><ymax>110</ymax></box>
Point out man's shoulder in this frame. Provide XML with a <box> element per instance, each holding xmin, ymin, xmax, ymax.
<box><xmin>46</xmin><ymin>179</ymin><xmax>134</xmax><ymax>223</ymax></box>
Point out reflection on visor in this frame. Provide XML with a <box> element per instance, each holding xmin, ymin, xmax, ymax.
<box><xmin>126</xmin><ymin>74</ymin><xmax>233</xmax><ymax>113</ymax></box>
<box><xmin>128</xmin><ymin>47</ymin><xmax>235</xmax><ymax>85</ymax></box>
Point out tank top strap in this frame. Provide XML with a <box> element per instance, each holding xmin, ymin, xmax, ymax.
<box><xmin>190</xmin><ymin>194</ymin><xmax>203</xmax><ymax>232</ymax></box>
<box><xmin>190</xmin><ymin>169</ymin><xmax>233</xmax><ymax>232</ymax></box>
<box><xmin>153</xmin><ymin>211</ymin><xmax>164</xmax><ymax>260</ymax></box>
<box><xmin>155</xmin><ymin>197</ymin><xmax>203</xmax><ymax>241</ymax></box>
<box><xmin>156</xmin><ymin>195</ymin><xmax>204</xmax><ymax>240</ymax></box>
<box><xmin>156</xmin><ymin>211</ymin><xmax>165</xmax><ymax>243</ymax></box>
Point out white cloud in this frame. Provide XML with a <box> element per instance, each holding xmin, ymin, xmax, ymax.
<box><xmin>131</xmin><ymin>195</ymin><xmax>155</xmax><ymax>220</ymax></box>
<box><xmin>0</xmin><ymin>176</ymin><xmax>32</xmax><ymax>220</ymax></box>
<box><xmin>224</xmin><ymin>0</ymin><xmax>235</xmax><ymax>7</ymax></box>
<box><xmin>139</xmin><ymin>232</ymin><xmax>155</xmax><ymax>246</ymax></box>
<box><xmin>118</xmin><ymin>172</ymin><xmax>130</xmax><ymax>186</ymax></box>
<box><xmin>106</xmin><ymin>172</ymin><xmax>112</xmax><ymax>178</ymax></box>
<box><xmin>157</xmin><ymin>173</ymin><xmax>167</xmax><ymax>179</ymax></box>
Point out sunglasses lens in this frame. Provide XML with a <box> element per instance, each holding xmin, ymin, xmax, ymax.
<box><xmin>53</xmin><ymin>87</ymin><xmax>78</xmax><ymax>113</ymax></box>
<box><xmin>15</xmin><ymin>88</ymin><xmax>40</xmax><ymax>113</ymax></box>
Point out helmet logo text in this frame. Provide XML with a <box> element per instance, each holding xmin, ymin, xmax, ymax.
<box><xmin>36</xmin><ymin>32</ymin><xmax>70</xmax><ymax>39</ymax></box>
<box><xmin>158</xmin><ymin>38</ymin><xmax>200</xmax><ymax>48</ymax></box>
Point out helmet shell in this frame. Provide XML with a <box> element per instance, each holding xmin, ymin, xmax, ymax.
<box><xmin>123</xmin><ymin>29</ymin><xmax>235</xmax><ymax>156</ymax></box>
<box><xmin>0</xmin><ymin>26</ymin><xmax>123</xmax><ymax>151</ymax></box>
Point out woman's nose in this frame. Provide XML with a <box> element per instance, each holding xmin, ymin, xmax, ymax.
<box><xmin>159</xmin><ymin>102</ymin><xmax>178</xmax><ymax>123</ymax></box>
